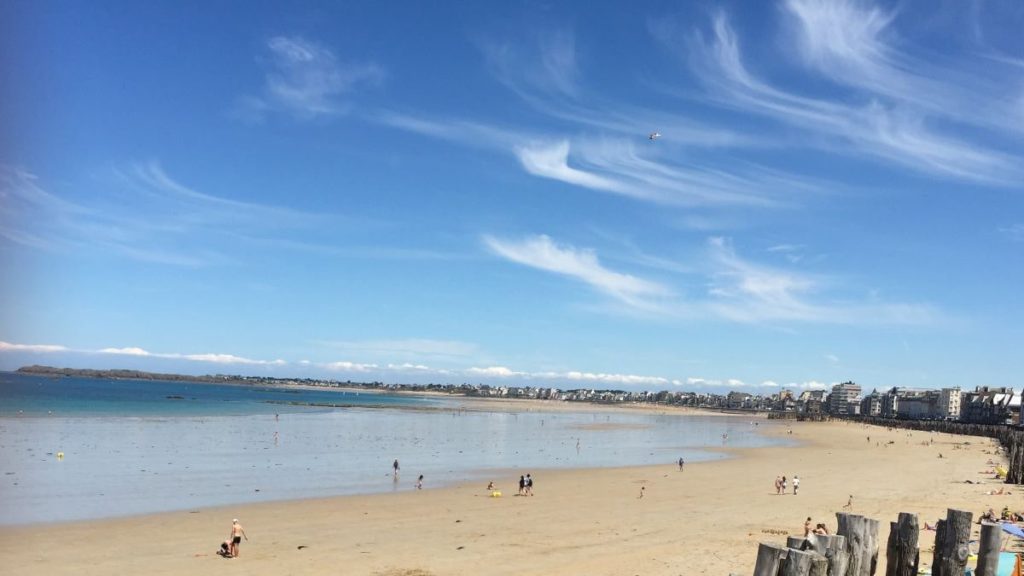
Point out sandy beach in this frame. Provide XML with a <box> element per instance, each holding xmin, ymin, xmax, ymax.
<box><xmin>0</xmin><ymin>413</ymin><xmax>1012</xmax><ymax>575</ymax></box>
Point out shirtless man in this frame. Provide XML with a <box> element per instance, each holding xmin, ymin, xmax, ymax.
<box><xmin>229</xmin><ymin>519</ymin><xmax>248</xmax><ymax>557</ymax></box>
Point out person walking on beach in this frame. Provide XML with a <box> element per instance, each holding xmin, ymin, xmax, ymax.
<box><xmin>781</xmin><ymin>476</ymin><xmax>787</xmax><ymax>494</ymax></box>
<box><xmin>228</xmin><ymin>518</ymin><xmax>247</xmax><ymax>558</ymax></box>
<box><xmin>774</xmin><ymin>476</ymin><xmax>782</xmax><ymax>494</ymax></box>
<box><xmin>416</xmin><ymin>474</ymin><xmax>423</xmax><ymax>490</ymax></box>
<box><xmin>518</xmin><ymin>474</ymin><xmax>526</xmax><ymax>496</ymax></box>
<box><xmin>678</xmin><ymin>457</ymin><xmax>685</xmax><ymax>471</ymax></box>
<box><xmin>793</xmin><ymin>475</ymin><xmax>800</xmax><ymax>495</ymax></box>
<box><xmin>525</xmin><ymin>473</ymin><xmax>533</xmax><ymax>496</ymax></box>
<box><xmin>393</xmin><ymin>459</ymin><xmax>400</xmax><ymax>479</ymax></box>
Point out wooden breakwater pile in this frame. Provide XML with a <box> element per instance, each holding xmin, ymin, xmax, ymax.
<box><xmin>749</xmin><ymin>509</ymin><xmax>1005</xmax><ymax>576</ymax></box>
<box><xmin>845</xmin><ymin>417</ymin><xmax>1024</xmax><ymax>485</ymax></box>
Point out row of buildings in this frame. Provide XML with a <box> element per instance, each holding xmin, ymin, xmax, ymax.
<box><xmin>806</xmin><ymin>382</ymin><xmax>1021</xmax><ymax>425</ymax></box>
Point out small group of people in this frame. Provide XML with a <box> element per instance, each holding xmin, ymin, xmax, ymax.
<box><xmin>393</xmin><ymin>459</ymin><xmax>424</xmax><ymax>489</ymax></box>
<box><xmin>518</xmin><ymin>473</ymin><xmax>534</xmax><ymax>496</ymax></box>
<box><xmin>218</xmin><ymin>519</ymin><xmax>247</xmax><ymax>558</ymax></box>
<box><xmin>774</xmin><ymin>475</ymin><xmax>800</xmax><ymax>495</ymax></box>
<box><xmin>803</xmin><ymin>517</ymin><xmax>830</xmax><ymax>537</ymax></box>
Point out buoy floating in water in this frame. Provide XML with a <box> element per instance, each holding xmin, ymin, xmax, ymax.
<box><xmin>57</xmin><ymin>452</ymin><xmax>64</xmax><ymax>460</ymax></box>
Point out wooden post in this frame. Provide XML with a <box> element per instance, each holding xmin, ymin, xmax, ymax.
<box><xmin>822</xmin><ymin>535</ymin><xmax>849</xmax><ymax>576</ymax></box>
<box><xmin>782</xmin><ymin>548</ymin><xmax>816</xmax><ymax>576</ymax></box>
<box><xmin>754</xmin><ymin>542</ymin><xmax>788</xmax><ymax>576</ymax></box>
<box><xmin>932</xmin><ymin>509</ymin><xmax>973</xmax><ymax>576</ymax></box>
<box><xmin>975</xmin><ymin>521</ymin><xmax>1002</xmax><ymax>576</ymax></box>
<box><xmin>836</xmin><ymin>512</ymin><xmax>879</xmax><ymax>576</ymax></box>
<box><xmin>788</xmin><ymin>536</ymin><xmax>809</xmax><ymax>551</ymax></box>
<box><xmin>884</xmin><ymin>513</ymin><xmax>919</xmax><ymax>576</ymax></box>
<box><xmin>809</xmin><ymin>553</ymin><xmax>829</xmax><ymax>576</ymax></box>
<box><xmin>807</xmin><ymin>534</ymin><xmax>849</xmax><ymax>576</ymax></box>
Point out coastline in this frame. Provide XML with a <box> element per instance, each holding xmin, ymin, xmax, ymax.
<box><xmin>0</xmin><ymin>419</ymin><xmax>1008</xmax><ymax>575</ymax></box>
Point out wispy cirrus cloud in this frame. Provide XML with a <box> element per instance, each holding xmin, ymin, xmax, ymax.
<box><xmin>236</xmin><ymin>36</ymin><xmax>384</xmax><ymax>121</ymax></box>
<box><xmin>999</xmin><ymin>223</ymin><xmax>1024</xmax><ymax>242</ymax></box>
<box><xmin>704</xmin><ymin>237</ymin><xmax>936</xmax><ymax>324</ymax></box>
<box><xmin>481</xmin><ymin>232</ymin><xmax>936</xmax><ymax>325</ymax></box>
<box><xmin>671</xmin><ymin>9</ymin><xmax>1022</xmax><ymax>183</ymax></box>
<box><xmin>483</xmin><ymin>234</ymin><xmax>672</xmax><ymax>310</ymax></box>
<box><xmin>481</xmin><ymin>28</ymin><xmax>580</xmax><ymax>98</ymax></box>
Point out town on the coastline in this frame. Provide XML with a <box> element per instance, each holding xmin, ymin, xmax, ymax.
<box><xmin>16</xmin><ymin>365</ymin><xmax>1018</xmax><ymax>425</ymax></box>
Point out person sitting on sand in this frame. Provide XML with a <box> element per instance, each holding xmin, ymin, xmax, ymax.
<box><xmin>979</xmin><ymin>508</ymin><xmax>997</xmax><ymax>523</ymax></box>
<box><xmin>229</xmin><ymin>519</ymin><xmax>248</xmax><ymax>558</ymax></box>
<box><xmin>813</xmin><ymin>523</ymin><xmax>829</xmax><ymax>535</ymax></box>
<box><xmin>487</xmin><ymin>481</ymin><xmax>495</xmax><ymax>491</ymax></box>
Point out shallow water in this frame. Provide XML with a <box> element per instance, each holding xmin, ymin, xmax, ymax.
<box><xmin>0</xmin><ymin>373</ymin><xmax>788</xmax><ymax>525</ymax></box>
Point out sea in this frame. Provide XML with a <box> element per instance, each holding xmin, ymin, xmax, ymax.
<box><xmin>0</xmin><ymin>372</ymin><xmax>791</xmax><ymax>526</ymax></box>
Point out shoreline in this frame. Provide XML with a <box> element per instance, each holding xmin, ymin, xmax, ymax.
<box><xmin>0</xmin><ymin>419</ymin><xmax>1010</xmax><ymax>575</ymax></box>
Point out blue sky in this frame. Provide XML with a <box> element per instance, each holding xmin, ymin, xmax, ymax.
<box><xmin>2</xmin><ymin>0</ymin><xmax>1022</xmax><ymax>393</ymax></box>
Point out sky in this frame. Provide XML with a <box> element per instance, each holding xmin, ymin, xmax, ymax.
<box><xmin>1</xmin><ymin>0</ymin><xmax>1022</xmax><ymax>394</ymax></box>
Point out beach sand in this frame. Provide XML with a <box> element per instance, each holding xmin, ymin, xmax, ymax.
<box><xmin>0</xmin><ymin>415</ymin><xmax>1012</xmax><ymax>575</ymax></box>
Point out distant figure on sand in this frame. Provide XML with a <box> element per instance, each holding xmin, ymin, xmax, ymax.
<box><xmin>487</xmin><ymin>481</ymin><xmax>495</xmax><ymax>491</ymax></box>
<box><xmin>793</xmin><ymin>475</ymin><xmax>800</xmax><ymax>495</ymax></box>
<box><xmin>416</xmin><ymin>474</ymin><xmax>423</xmax><ymax>490</ymax></box>
<box><xmin>678</xmin><ymin>457</ymin><xmax>685</xmax><ymax>471</ymax></box>
<box><xmin>228</xmin><ymin>518</ymin><xmax>247</xmax><ymax>558</ymax></box>
<box><xmin>638</xmin><ymin>486</ymin><xmax>645</xmax><ymax>499</ymax></box>
<box><xmin>781</xmin><ymin>476</ymin><xmax>787</xmax><ymax>494</ymax></box>
<box><xmin>525</xmin><ymin>474</ymin><xmax>534</xmax><ymax>496</ymax></box>
<box><xmin>804</xmin><ymin>517</ymin><xmax>812</xmax><ymax>536</ymax></box>
<box><xmin>843</xmin><ymin>495</ymin><xmax>853</xmax><ymax>510</ymax></box>
<box><xmin>519</xmin><ymin>475</ymin><xmax>526</xmax><ymax>495</ymax></box>
<box><xmin>393</xmin><ymin>459</ymin><xmax>400</xmax><ymax>479</ymax></box>
<box><xmin>774</xmin><ymin>476</ymin><xmax>782</xmax><ymax>494</ymax></box>
<box><xmin>813</xmin><ymin>523</ymin><xmax>829</xmax><ymax>535</ymax></box>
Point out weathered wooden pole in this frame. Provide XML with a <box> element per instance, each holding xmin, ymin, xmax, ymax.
<box><xmin>806</xmin><ymin>534</ymin><xmax>849</xmax><ymax>576</ymax></box>
<box><xmin>836</xmin><ymin>512</ymin><xmax>879</xmax><ymax>576</ymax></box>
<box><xmin>932</xmin><ymin>509</ymin><xmax>973</xmax><ymax>576</ymax></box>
<box><xmin>975</xmin><ymin>521</ymin><xmax>1002</xmax><ymax>576</ymax></box>
<box><xmin>884</xmin><ymin>513</ymin><xmax>919</xmax><ymax>576</ymax></box>
<box><xmin>821</xmin><ymin>534</ymin><xmax>850</xmax><ymax>576</ymax></box>
<box><xmin>782</xmin><ymin>548</ymin><xmax>816</xmax><ymax>576</ymax></box>
<box><xmin>808</xmin><ymin>553</ymin><xmax>829</xmax><ymax>576</ymax></box>
<box><xmin>788</xmin><ymin>536</ymin><xmax>809</xmax><ymax>551</ymax></box>
<box><xmin>754</xmin><ymin>542</ymin><xmax>788</xmax><ymax>576</ymax></box>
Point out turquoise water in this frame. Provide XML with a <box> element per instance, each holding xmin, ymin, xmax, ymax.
<box><xmin>0</xmin><ymin>372</ymin><xmax>789</xmax><ymax>525</ymax></box>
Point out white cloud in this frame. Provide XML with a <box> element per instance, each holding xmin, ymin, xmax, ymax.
<box><xmin>677</xmin><ymin>12</ymin><xmax>1021</xmax><ymax>184</ymax></box>
<box><xmin>237</xmin><ymin>36</ymin><xmax>384</xmax><ymax>121</ymax></box>
<box><xmin>483</xmin><ymin>234</ymin><xmax>671</xmax><ymax>310</ymax></box>
<box><xmin>99</xmin><ymin>347</ymin><xmax>151</xmax><ymax>356</ymax></box>
<box><xmin>825</xmin><ymin>353</ymin><xmax>840</xmax><ymax>363</ymax></box>
<box><xmin>705</xmin><ymin>237</ymin><xmax>936</xmax><ymax>324</ymax></box>
<box><xmin>323</xmin><ymin>361</ymin><xmax>379</xmax><ymax>372</ymax></box>
<box><xmin>0</xmin><ymin>341</ymin><xmax>68</xmax><ymax>353</ymax></box>
<box><xmin>481</xmin><ymin>29</ymin><xmax>580</xmax><ymax>97</ymax></box>
<box><xmin>999</xmin><ymin>223</ymin><xmax>1024</xmax><ymax>242</ymax></box>
<box><xmin>466</xmin><ymin>366</ymin><xmax>524</xmax><ymax>378</ymax></box>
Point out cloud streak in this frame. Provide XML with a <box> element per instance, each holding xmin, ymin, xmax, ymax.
<box><xmin>237</xmin><ymin>36</ymin><xmax>384</xmax><ymax>121</ymax></box>
<box><xmin>672</xmin><ymin>8</ymin><xmax>1022</xmax><ymax>183</ymax></box>
<box><xmin>483</xmin><ymin>234</ymin><xmax>672</xmax><ymax>310</ymax></box>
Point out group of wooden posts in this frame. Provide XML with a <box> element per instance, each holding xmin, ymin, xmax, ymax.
<box><xmin>752</xmin><ymin>509</ymin><xmax>1008</xmax><ymax>576</ymax></box>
